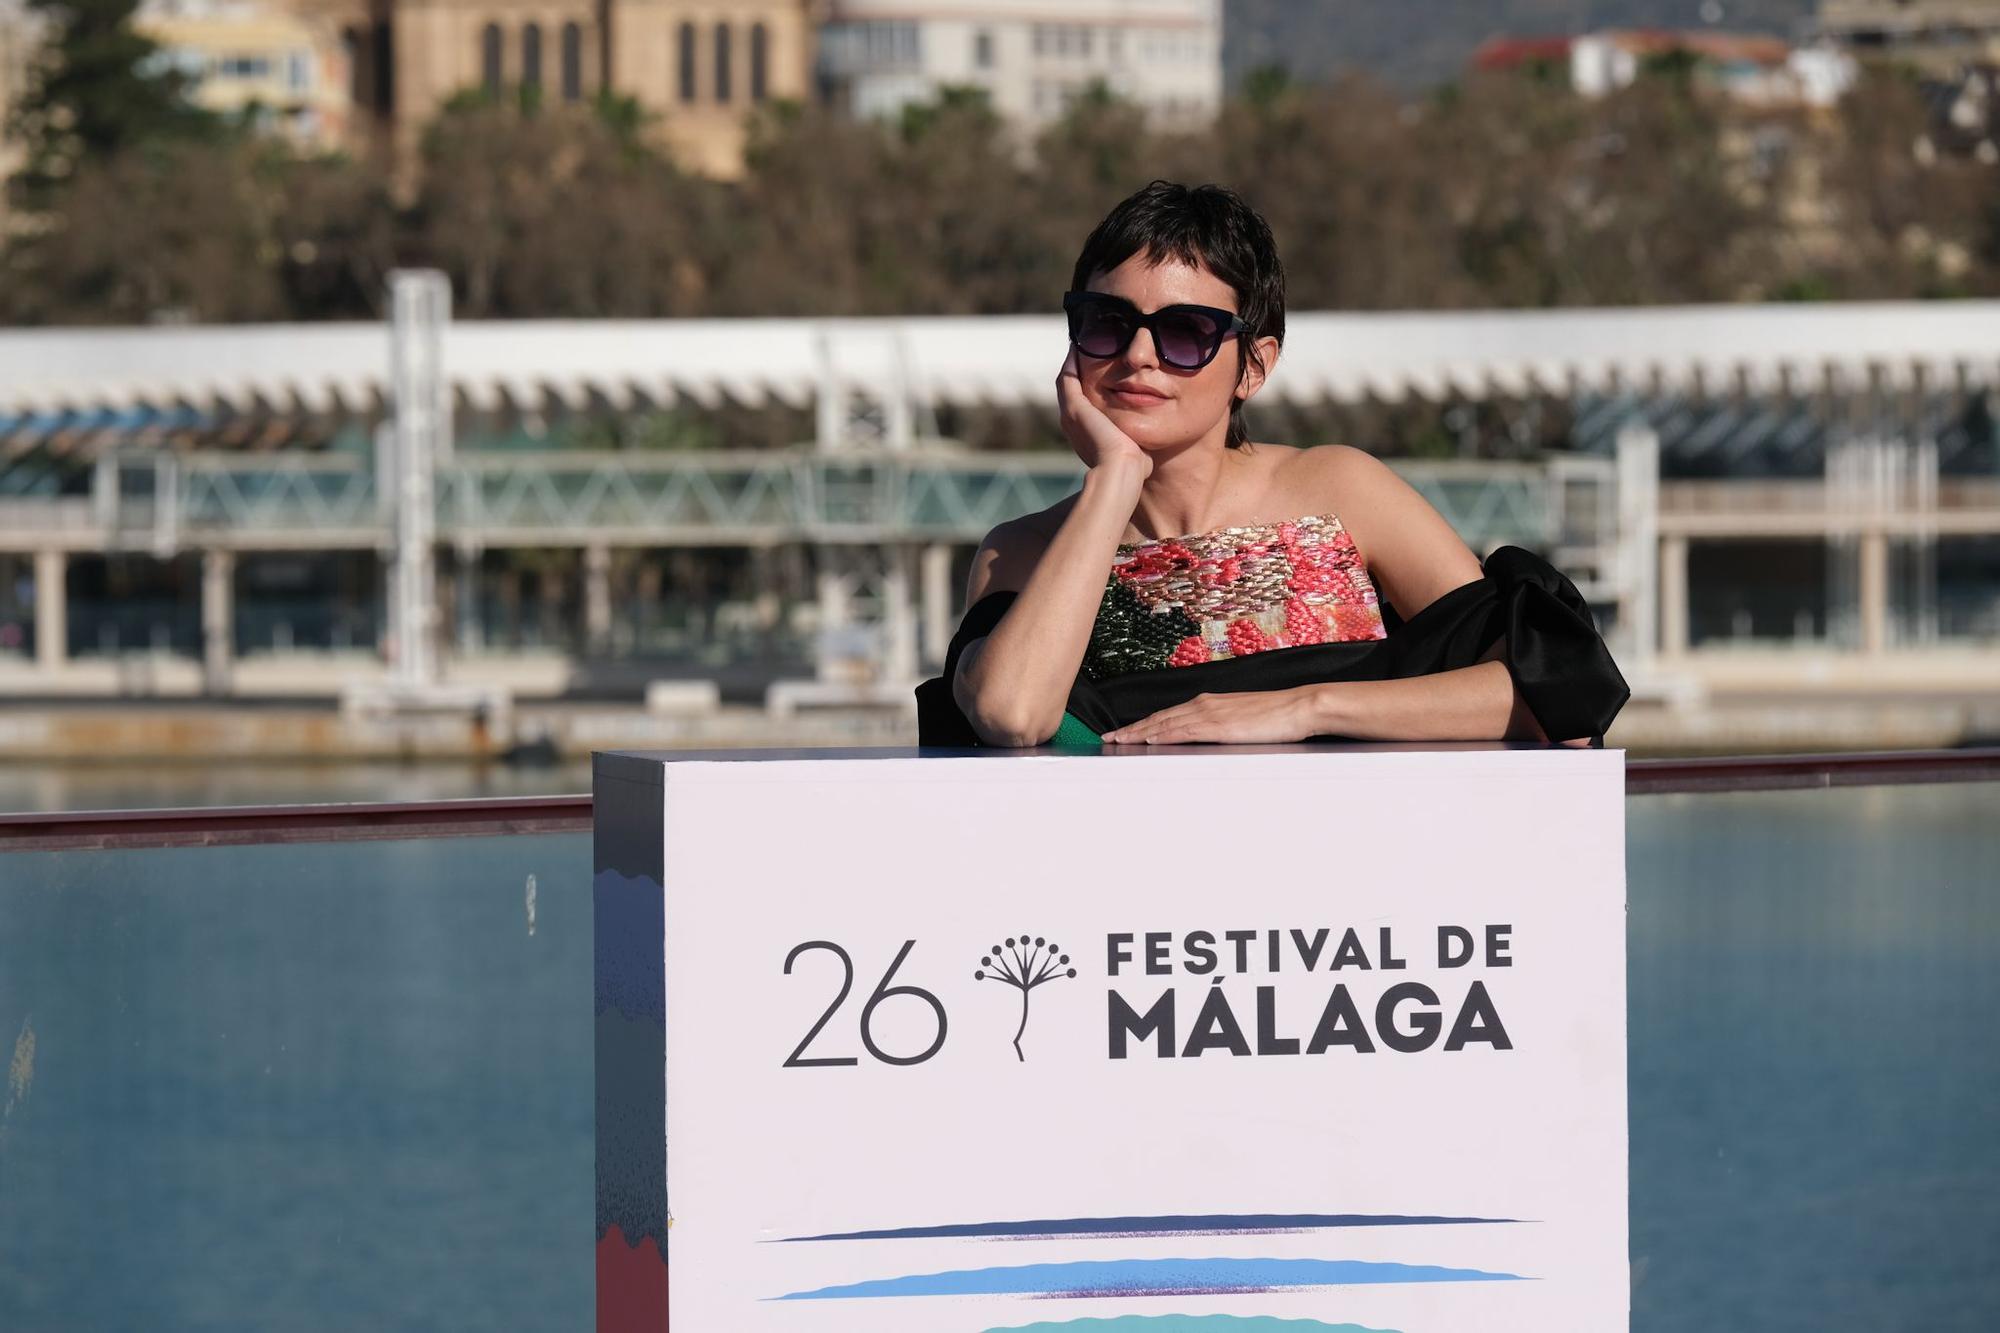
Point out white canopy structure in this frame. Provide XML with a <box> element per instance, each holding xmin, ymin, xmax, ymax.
<box><xmin>4</xmin><ymin>302</ymin><xmax>1999</xmax><ymax>426</ymax></box>
<box><xmin>1</xmin><ymin>286</ymin><xmax>1993</xmax><ymax>705</ymax></box>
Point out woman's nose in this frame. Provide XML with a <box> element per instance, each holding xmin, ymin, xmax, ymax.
<box><xmin>1120</xmin><ymin>326</ymin><xmax>1162</xmax><ymax>370</ymax></box>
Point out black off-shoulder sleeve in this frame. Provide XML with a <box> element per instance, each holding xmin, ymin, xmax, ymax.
<box><xmin>914</xmin><ymin>591</ymin><xmax>1018</xmax><ymax>747</ymax></box>
<box><xmin>1477</xmin><ymin>546</ymin><xmax>1632</xmax><ymax>745</ymax></box>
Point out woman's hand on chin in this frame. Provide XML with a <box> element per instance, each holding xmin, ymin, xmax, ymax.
<box><xmin>1102</xmin><ymin>687</ymin><xmax>1323</xmax><ymax>746</ymax></box>
<box><xmin>1058</xmin><ymin>348</ymin><xmax>1152</xmax><ymax>481</ymax></box>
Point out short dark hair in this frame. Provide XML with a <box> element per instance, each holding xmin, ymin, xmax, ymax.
<box><xmin>1069</xmin><ymin>181</ymin><xmax>1286</xmax><ymax>450</ymax></box>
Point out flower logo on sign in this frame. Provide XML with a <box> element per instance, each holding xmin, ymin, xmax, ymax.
<box><xmin>975</xmin><ymin>936</ymin><xmax>1077</xmax><ymax>1062</ymax></box>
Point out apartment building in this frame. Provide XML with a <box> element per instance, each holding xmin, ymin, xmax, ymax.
<box><xmin>817</xmin><ymin>0</ymin><xmax>1221</xmax><ymax>128</ymax></box>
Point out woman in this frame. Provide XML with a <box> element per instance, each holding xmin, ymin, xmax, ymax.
<box><xmin>916</xmin><ymin>180</ymin><xmax>1629</xmax><ymax>749</ymax></box>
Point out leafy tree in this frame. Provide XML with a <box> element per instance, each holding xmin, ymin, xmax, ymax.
<box><xmin>1417</xmin><ymin>65</ymin><xmax>1773</xmax><ymax>307</ymax></box>
<box><xmin>727</xmin><ymin>89</ymin><xmax>1043</xmax><ymax>316</ymax></box>
<box><xmin>263</xmin><ymin>149</ymin><xmax>400</xmax><ymax>320</ymax></box>
<box><xmin>0</xmin><ymin>140</ymin><xmax>282</xmax><ymax>322</ymax></box>
<box><xmin>1197</xmin><ymin>73</ymin><xmax>1470</xmax><ymax>310</ymax></box>
<box><xmin>6</xmin><ymin>0</ymin><xmax>220</xmax><ymax>209</ymax></box>
<box><xmin>1035</xmin><ymin>80</ymin><xmax>1160</xmax><ymax>258</ymax></box>
<box><xmin>884</xmin><ymin>86</ymin><xmax>1050</xmax><ymax>312</ymax></box>
<box><xmin>3</xmin><ymin>35</ymin><xmax>1996</xmax><ymax>328</ymax></box>
<box><xmin>1240</xmin><ymin>62</ymin><xmax>1294</xmax><ymax>111</ymax></box>
<box><xmin>1792</xmin><ymin>66</ymin><xmax>1994</xmax><ymax>300</ymax></box>
<box><xmin>410</xmin><ymin>94</ymin><xmax>724</xmax><ymax>317</ymax></box>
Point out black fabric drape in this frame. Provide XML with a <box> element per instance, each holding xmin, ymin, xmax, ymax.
<box><xmin>915</xmin><ymin>544</ymin><xmax>1631</xmax><ymax>747</ymax></box>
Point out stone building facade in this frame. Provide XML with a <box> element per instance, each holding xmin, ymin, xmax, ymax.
<box><xmin>1818</xmin><ymin>0</ymin><xmax>2000</xmax><ymax>76</ymax></box>
<box><xmin>296</xmin><ymin>0</ymin><xmax>818</xmax><ymax>175</ymax></box>
<box><xmin>143</xmin><ymin>1</ymin><xmax>356</xmax><ymax>152</ymax></box>
<box><xmin>816</xmin><ymin>0</ymin><xmax>1221</xmax><ymax>129</ymax></box>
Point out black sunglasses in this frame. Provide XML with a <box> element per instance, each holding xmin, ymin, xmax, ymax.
<box><xmin>1063</xmin><ymin>291</ymin><xmax>1250</xmax><ymax>372</ymax></box>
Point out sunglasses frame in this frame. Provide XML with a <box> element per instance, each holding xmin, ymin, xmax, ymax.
<box><xmin>1062</xmin><ymin>290</ymin><xmax>1251</xmax><ymax>372</ymax></box>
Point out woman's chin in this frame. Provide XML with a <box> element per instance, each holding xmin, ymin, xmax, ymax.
<box><xmin>1106</xmin><ymin>411</ymin><xmax>1194</xmax><ymax>451</ymax></box>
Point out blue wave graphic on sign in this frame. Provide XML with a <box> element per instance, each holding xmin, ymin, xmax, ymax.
<box><xmin>772</xmin><ymin>1256</ymin><xmax>1525</xmax><ymax>1300</ymax></box>
<box><xmin>980</xmin><ymin>1312</ymin><xmax>1392</xmax><ymax>1320</ymax></box>
<box><xmin>778</xmin><ymin>1212</ymin><xmax>1521</xmax><ymax>1243</ymax></box>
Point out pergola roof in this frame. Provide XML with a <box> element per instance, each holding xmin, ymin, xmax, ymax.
<box><xmin>3</xmin><ymin>303</ymin><xmax>1998</xmax><ymax>424</ymax></box>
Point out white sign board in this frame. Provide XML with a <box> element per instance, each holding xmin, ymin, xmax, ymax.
<box><xmin>604</xmin><ymin>745</ymin><xmax>1628</xmax><ymax>1333</ymax></box>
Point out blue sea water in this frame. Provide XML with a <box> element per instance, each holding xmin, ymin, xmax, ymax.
<box><xmin>0</xmin><ymin>782</ymin><xmax>1994</xmax><ymax>1330</ymax></box>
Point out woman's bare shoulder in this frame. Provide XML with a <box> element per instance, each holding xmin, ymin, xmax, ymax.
<box><xmin>965</xmin><ymin>493</ymin><xmax>1079</xmax><ymax>601</ymax></box>
<box><xmin>1263</xmin><ymin>443</ymin><xmax>1393</xmax><ymax>519</ymax></box>
<box><xmin>1270</xmin><ymin>442</ymin><xmax>1481</xmax><ymax>616</ymax></box>
<box><xmin>1268</xmin><ymin>442</ymin><xmax>1381</xmax><ymax>491</ymax></box>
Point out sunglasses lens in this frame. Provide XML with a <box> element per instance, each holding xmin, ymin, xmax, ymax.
<box><xmin>1073</xmin><ymin>306</ymin><xmax>1133</xmax><ymax>359</ymax></box>
<box><xmin>1154</xmin><ymin>310</ymin><xmax>1225</xmax><ymax>368</ymax></box>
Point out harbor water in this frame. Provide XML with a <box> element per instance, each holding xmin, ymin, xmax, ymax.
<box><xmin>0</xmin><ymin>781</ymin><xmax>1994</xmax><ymax>1330</ymax></box>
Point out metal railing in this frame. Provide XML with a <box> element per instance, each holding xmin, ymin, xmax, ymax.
<box><xmin>3</xmin><ymin>747</ymin><xmax>1993</xmax><ymax>852</ymax></box>
<box><xmin>0</xmin><ymin>449</ymin><xmax>1590</xmax><ymax>553</ymax></box>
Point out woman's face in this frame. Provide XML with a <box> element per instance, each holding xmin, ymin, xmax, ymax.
<box><xmin>1078</xmin><ymin>253</ymin><xmax>1255</xmax><ymax>453</ymax></box>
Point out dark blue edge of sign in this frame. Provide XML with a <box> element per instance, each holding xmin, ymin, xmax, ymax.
<box><xmin>773</xmin><ymin>1213</ymin><xmax>1527</xmax><ymax>1243</ymax></box>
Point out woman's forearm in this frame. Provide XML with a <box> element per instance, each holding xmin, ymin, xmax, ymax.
<box><xmin>1308</xmin><ymin>660</ymin><xmax>1583</xmax><ymax>745</ymax></box>
<box><xmin>955</xmin><ymin>462</ymin><xmax>1146</xmax><ymax>746</ymax></box>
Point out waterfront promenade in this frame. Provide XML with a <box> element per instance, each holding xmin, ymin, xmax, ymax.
<box><xmin>3</xmin><ymin>300</ymin><xmax>1996</xmax><ymax>755</ymax></box>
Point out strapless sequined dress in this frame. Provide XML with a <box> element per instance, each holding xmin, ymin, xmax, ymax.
<box><xmin>915</xmin><ymin>516</ymin><xmax>1630</xmax><ymax>749</ymax></box>
<box><xmin>1083</xmin><ymin>513</ymin><xmax>1388</xmax><ymax>682</ymax></box>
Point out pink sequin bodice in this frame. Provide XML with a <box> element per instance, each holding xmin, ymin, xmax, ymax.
<box><xmin>1082</xmin><ymin>512</ymin><xmax>1388</xmax><ymax>681</ymax></box>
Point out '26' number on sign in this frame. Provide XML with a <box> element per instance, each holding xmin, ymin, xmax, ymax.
<box><xmin>782</xmin><ymin>940</ymin><xmax>947</xmax><ymax>1068</ymax></box>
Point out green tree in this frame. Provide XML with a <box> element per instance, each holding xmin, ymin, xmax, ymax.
<box><xmin>6</xmin><ymin>0</ymin><xmax>220</xmax><ymax>209</ymax></box>
<box><xmin>410</xmin><ymin>94</ymin><xmax>724</xmax><ymax>317</ymax></box>
<box><xmin>1418</xmin><ymin>65</ymin><xmax>1775</xmax><ymax>307</ymax></box>
<box><xmin>0</xmin><ymin>140</ymin><xmax>283</xmax><ymax>323</ymax></box>
<box><xmin>1035</xmin><ymin>79</ymin><xmax>1160</xmax><ymax>254</ymax></box>
<box><xmin>727</xmin><ymin>89</ymin><xmax>1043</xmax><ymax>316</ymax></box>
<box><xmin>1790</xmin><ymin>66</ymin><xmax>1995</xmax><ymax>300</ymax></box>
<box><xmin>262</xmin><ymin>148</ymin><xmax>401</xmax><ymax>320</ymax></box>
<box><xmin>1193</xmin><ymin>73</ymin><xmax>1467</xmax><ymax>311</ymax></box>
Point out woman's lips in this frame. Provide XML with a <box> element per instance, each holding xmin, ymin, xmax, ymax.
<box><xmin>1106</xmin><ymin>385</ymin><xmax>1171</xmax><ymax>408</ymax></box>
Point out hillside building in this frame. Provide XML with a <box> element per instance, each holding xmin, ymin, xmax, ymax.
<box><xmin>291</xmin><ymin>0</ymin><xmax>817</xmax><ymax>175</ymax></box>
<box><xmin>1818</xmin><ymin>0</ymin><xmax>2000</xmax><ymax>76</ymax></box>
<box><xmin>141</xmin><ymin>0</ymin><xmax>355</xmax><ymax>150</ymax></box>
<box><xmin>1473</xmin><ymin>27</ymin><xmax>1857</xmax><ymax>108</ymax></box>
<box><xmin>816</xmin><ymin>0</ymin><xmax>1221</xmax><ymax>128</ymax></box>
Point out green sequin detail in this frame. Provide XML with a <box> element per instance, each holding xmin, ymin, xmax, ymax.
<box><xmin>1048</xmin><ymin>712</ymin><xmax>1101</xmax><ymax>747</ymax></box>
<box><xmin>1081</xmin><ymin>576</ymin><xmax>1199</xmax><ymax>681</ymax></box>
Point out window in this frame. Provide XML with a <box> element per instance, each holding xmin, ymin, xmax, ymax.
<box><xmin>714</xmin><ymin>22</ymin><xmax>731</xmax><ymax>103</ymax></box>
<box><xmin>881</xmin><ymin>21</ymin><xmax>918</xmax><ymax>65</ymax></box>
<box><xmin>481</xmin><ymin>22</ymin><xmax>502</xmax><ymax>95</ymax></box>
<box><xmin>677</xmin><ymin>21</ymin><xmax>696</xmax><ymax>101</ymax></box>
<box><xmin>343</xmin><ymin>25</ymin><xmax>364</xmax><ymax>104</ymax></box>
<box><xmin>749</xmin><ymin>22</ymin><xmax>768</xmax><ymax>100</ymax></box>
<box><xmin>561</xmin><ymin>22</ymin><xmax>582</xmax><ymax>102</ymax></box>
<box><xmin>974</xmin><ymin>28</ymin><xmax>993</xmax><ymax>68</ymax></box>
<box><xmin>371</xmin><ymin>18</ymin><xmax>392</xmax><ymax>113</ymax></box>
<box><xmin>522</xmin><ymin>22</ymin><xmax>542</xmax><ymax>91</ymax></box>
<box><xmin>286</xmin><ymin>51</ymin><xmax>311</xmax><ymax>92</ymax></box>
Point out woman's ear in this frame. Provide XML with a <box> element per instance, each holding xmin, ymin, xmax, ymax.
<box><xmin>1234</xmin><ymin>336</ymin><xmax>1282</xmax><ymax>403</ymax></box>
